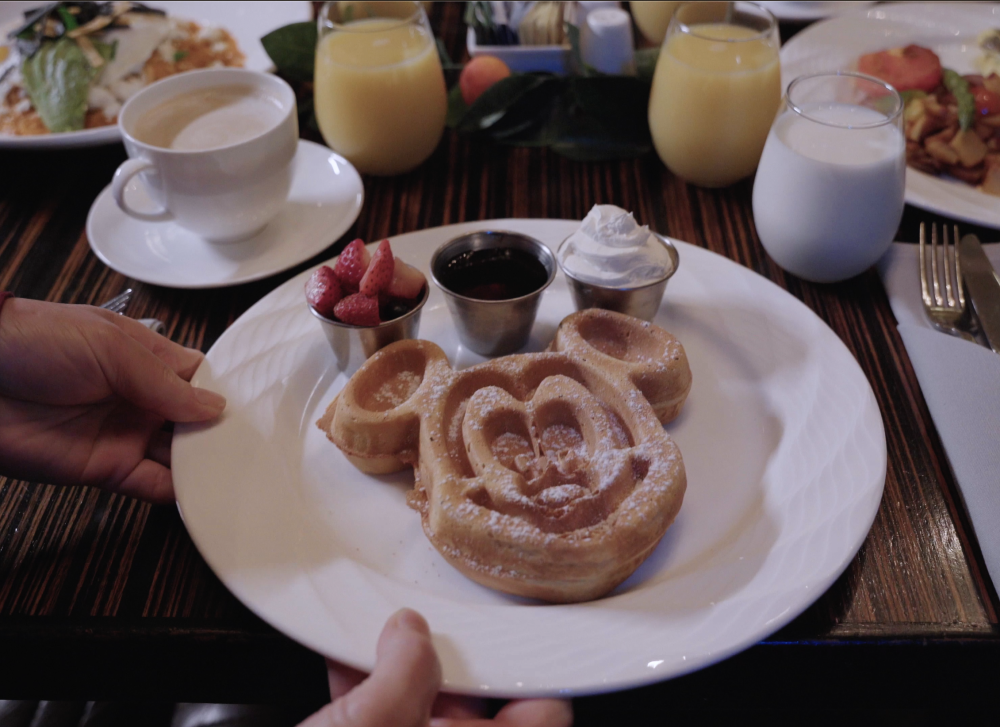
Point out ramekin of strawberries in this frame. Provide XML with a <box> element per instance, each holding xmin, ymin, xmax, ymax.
<box><xmin>306</xmin><ymin>238</ymin><xmax>428</xmax><ymax>372</ymax></box>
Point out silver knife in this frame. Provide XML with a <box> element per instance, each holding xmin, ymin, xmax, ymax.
<box><xmin>959</xmin><ymin>233</ymin><xmax>1000</xmax><ymax>353</ymax></box>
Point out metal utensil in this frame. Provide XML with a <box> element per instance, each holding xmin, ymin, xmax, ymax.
<box><xmin>919</xmin><ymin>222</ymin><xmax>977</xmax><ymax>344</ymax></box>
<box><xmin>958</xmin><ymin>232</ymin><xmax>1000</xmax><ymax>353</ymax></box>
<box><xmin>99</xmin><ymin>288</ymin><xmax>132</xmax><ymax>314</ymax></box>
<box><xmin>98</xmin><ymin>288</ymin><xmax>165</xmax><ymax>334</ymax></box>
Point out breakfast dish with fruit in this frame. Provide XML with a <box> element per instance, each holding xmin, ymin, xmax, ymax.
<box><xmin>858</xmin><ymin>44</ymin><xmax>1000</xmax><ymax>197</ymax></box>
<box><xmin>305</xmin><ymin>239</ymin><xmax>427</xmax><ymax>327</ymax></box>
<box><xmin>316</xmin><ymin>308</ymin><xmax>691</xmax><ymax>603</ymax></box>
<box><xmin>1</xmin><ymin>1</ymin><xmax>245</xmax><ymax>137</ymax></box>
<box><xmin>172</xmin><ymin>218</ymin><xmax>886</xmax><ymax>691</ymax></box>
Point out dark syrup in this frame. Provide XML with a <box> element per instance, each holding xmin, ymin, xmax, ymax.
<box><xmin>439</xmin><ymin>247</ymin><xmax>548</xmax><ymax>300</ymax></box>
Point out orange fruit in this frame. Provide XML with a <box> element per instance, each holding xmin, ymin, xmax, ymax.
<box><xmin>459</xmin><ymin>56</ymin><xmax>512</xmax><ymax>106</ymax></box>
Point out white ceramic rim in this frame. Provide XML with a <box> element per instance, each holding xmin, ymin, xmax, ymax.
<box><xmin>117</xmin><ymin>68</ymin><xmax>296</xmax><ymax>154</ymax></box>
<box><xmin>172</xmin><ymin>218</ymin><xmax>887</xmax><ymax>698</ymax></box>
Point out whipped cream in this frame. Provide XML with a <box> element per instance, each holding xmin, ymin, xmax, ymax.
<box><xmin>558</xmin><ymin>205</ymin><xmax>673</xmax><ymax>286</ymax></box>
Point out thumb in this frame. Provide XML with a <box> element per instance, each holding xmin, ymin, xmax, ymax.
<box><xmin>100</xmin><ymin>328</ymin><xmax>226</xmax><ymax>422</ymax></box>
<box><xmin>300</xmin><ymin>609</ymin><xmax>442</xmax><ymax>727</ymax></box>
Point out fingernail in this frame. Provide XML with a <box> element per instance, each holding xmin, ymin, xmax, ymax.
<box><xmin>194</xmin><ymin>387</ymin><xmax>226</xmax><ymax>413</ymax></box>
<box><xmin>182</xmin><ymin>348</ymin><xmax>205</xmax><ymax>365</ymax></box>
<box><xmin>390</xmin><ymin>608</ymin><xmax>429</xmax><ymax>635</ymax></box>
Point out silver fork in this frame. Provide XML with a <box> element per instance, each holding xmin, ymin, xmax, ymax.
<box><xmin>98</xmin><ymin>288</ymin><xmax>165</xmax><ymax>334</ymax></box>
<box><xmin>919</xmin><ymin>222</ymin><xmax>977</xmax><ymax>343</ymax></box>
<box><xmin>99</xmin><ymin>288</ymin><xmax>132</xmax><ymax>314</ymax></box>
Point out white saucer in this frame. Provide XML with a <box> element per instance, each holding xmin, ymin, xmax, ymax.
<box><xmin>86</xmin><ymin>140</ymin><xmax>364</xmax><ymax>289</ymax></box>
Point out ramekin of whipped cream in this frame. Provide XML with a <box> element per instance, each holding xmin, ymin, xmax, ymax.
<box><xmin>557</xmin><ymin>204</ymin><xmax>679</xmax><ymax>321</ymax></box>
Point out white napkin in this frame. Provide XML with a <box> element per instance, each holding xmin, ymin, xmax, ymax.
<box><xmin>878</xmin><ymin>242</ymin><xmax>1000</xmax><ymax>591</ymax></box>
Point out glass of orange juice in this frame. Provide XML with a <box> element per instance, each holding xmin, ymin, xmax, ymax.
<box><xmin>315</xmin><ymin>1</ymin><xmax>447</xmax><ymax>176</ymax></box>
<box><xmin>648</xmin><ymin>2</ymin><xmax>780</xmax><ymax>187</ymax></box>
<box><xmin>630</xmin><ymin>2</ymin><xmax>682</xmax><ymax>46</ymax></box>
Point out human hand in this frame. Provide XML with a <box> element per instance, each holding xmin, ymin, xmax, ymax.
<box><xmin>300</xmin><ymin>609</ymin><xmax>573</xmax><ymax>727</ymax></box>
<box><xmin>0</xmin><ymin>298</ymin><xmax>226</xmax><ymax>502</ymax></box>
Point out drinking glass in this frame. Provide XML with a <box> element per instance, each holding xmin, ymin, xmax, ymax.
<box><xmin>647</xmin><ymin>1</ymin><xmax>780</xmax><ymax>187</ymax></box>
<box><xmin>630</xmin><ymin>1</ymin><xmax>681</xmax><ymax>46</ymax></box>
<box><xmin>752</xmin><ymin>72</ymin><xmax>905</xmax><ymax>283</ymax></box>
<box><xmin>315</xmin><ymin>1</ymin><xmax>447</xmax><ymax>176</ymax></box>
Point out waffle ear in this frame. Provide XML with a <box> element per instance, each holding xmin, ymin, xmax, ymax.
<box><xmin>318</xmin><ymin>339</ymin><xmax>448</xmax><ymax>474</ymax></box>
<box><xmin>550</xmin><ymin>308</ymin><xmax>692</xmax><ymax>423</ymax></box>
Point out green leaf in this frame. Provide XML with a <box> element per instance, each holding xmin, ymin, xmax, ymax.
<box><xmin>56</xmin><ymin>6</ymin><xmax>78</xmax><ymax>31</ymax></box>
<box><xmin>635</xmin><ymin>47</ymin><xmax>660</xmax><ymax>79</ymax></box>
<box><xmin>457</xmin><ymin>73</ymin><xmax>552</xmax><ymax>133</ymax></box>
<box><xmin>436</xmin><ymin>37</ymin><xmax>462</xmax><ymax>72</ymax></box>
<box><xmin>92</xmin><ymin>40</ymin><xmax>115</xmax><ymax>64</ymax></box>
<box><xmin>447</xmin><ymin>69</ymin><xmax>656</xmax><ymax>161</ymax></box>
<box><xmin>446</xmin><ymin>83</ymin><xmax>470</xmax><ymax>128</ymax></box>
<box><xmin>261</xmin><ymin>22</ymin><xmax>317</xmax><ymax>83</ymax></box>
<box><xmin>20</xmin><ymin>37</ymin><xmax>101</xmax><ymax>132</ymax></box>
<box><xmin>943</xmin><ymin>68</ymin><xmax>975</xmax><ymax>132</ymax></box>
<box><xmin>482</xmin><ymin>77</ymin><xmax>561</xmax><ymax>141</ymax></box>
<box><xmin>899</xmin><ymin>89</ymin><xmax>927</xmax><ymax>106</ymax></box>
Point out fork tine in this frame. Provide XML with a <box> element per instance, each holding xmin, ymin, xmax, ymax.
<box><xmin>919</xmin><ymin>222</ymin><xmax>931</xmax><ymax>306</ymax></box>
<box><xmin>942</xmin><ymin>224</ymin><xmax>956</xmax><ymax>307</ymax></box>
<box><xmin>930</xmin><ymin>223</ymin><xmax>942</xmax><ymax>305</ymax></box>
<box><xmin>99</xmin><ymin>288</ymin><xmax>132</xmax><ymax>314</ymax></box>
<box><xmin>953</xmin><ymin>224</ymin><xmax>964</xmax><ymax>310</ymax></box>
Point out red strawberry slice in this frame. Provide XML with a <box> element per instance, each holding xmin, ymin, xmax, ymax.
<box><xmin>334</xmin><ymin>292</ymin><xmax>381</xmax><ymax>327</ymax></box>
<box><xmin>387</xmin><ymin>259</ymin><xmax>427</xmax><ymax>300</ymax></box>
<box><xmin>304</xmin><ymin>265</ymin><xmax>342</xmax><ymax>318</ymax></box>
<box><xmin>359</xmin><ymin>239</ymin><xmax>394</xmax><ymax>296</ymax></box>
<box><xmin>333</xmin><ymin>239</ymin><xmax>371</xmax><ymax>292</ymax></box>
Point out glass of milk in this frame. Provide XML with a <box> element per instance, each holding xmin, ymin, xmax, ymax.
<box><xmin>752</xmin><ymin>72</ymin><xmax>905</xmax><ymax>283</ymax></box>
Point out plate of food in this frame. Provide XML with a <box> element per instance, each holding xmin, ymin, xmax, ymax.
<box><xmin>172</xmin><ymin>217</ymin><xmax>886</xmax><ymax>697</ymax></box>
<box><xmin>757</xmin><ymin>2</ymin><xmax>875</xmax><ymax>23</ymax></box>
<box><xmin>781</xmin><ymin>2</ymin><xmax>1000</xmax><ymax>229</ymax></box>
<box><xmin>0</xmin><ymin>0</ymin><xmax>311</xmax><ymax>148</ymax></box>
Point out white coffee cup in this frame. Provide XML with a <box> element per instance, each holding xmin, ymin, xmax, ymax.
<box><xmin>112</xmin><ymin>68</ymin><xmax>298</xmax><ymax>243</ymax></box>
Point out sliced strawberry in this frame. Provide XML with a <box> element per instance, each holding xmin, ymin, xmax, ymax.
<box><xmin>359</xmin><ymin>239</ymin><xmax>394</xmax><ymax>296</ymax></box>
<box><xmin>386</xmin><ymin>259</ymin><xmax>427</xmax><ymax>300</ymax></box>
<box><xmin>333</xmin><ymin>239</ymin><xmax>371</xmax><ymax>293</ymax></box>
<box><xmin>304</xmin><ymin>265</ymin><xmax>342</xmax><ymax>318</ymax></box>
<box><xmin>334</xmin><ymin>292</ymin><xmax>381</xmax><ymax>326</ymax></box>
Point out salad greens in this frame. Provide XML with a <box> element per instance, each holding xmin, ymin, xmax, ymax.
<box><xmin>942</xmin><ymin>68</ymin><xmax>976</xmax><ymax>132</ymax></box>
<box><xmin>11</xmin><ymin>2</ymin><xmax>162</xmax><ymax>59</ymax></box>
<box><xmin>8</xmin><ymin>2</ymin><xmax>159</xmax><ymax>132</ymax></box>
<box><xmin>20</xmin><ymin>36</ymin><xmax>113</xmax><ymax>132</ymax></box>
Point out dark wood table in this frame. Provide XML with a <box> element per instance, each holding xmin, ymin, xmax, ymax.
<box><xmin>1</xmin><ymin>3</ymin><xmax>998</xmax><ymax>721</ymax></box>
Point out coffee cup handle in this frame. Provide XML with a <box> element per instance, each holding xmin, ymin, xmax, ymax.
<box><xmin>112</xmin><ymin>158</ymin><xmax>171</xmax><ymax>222</ymax></box>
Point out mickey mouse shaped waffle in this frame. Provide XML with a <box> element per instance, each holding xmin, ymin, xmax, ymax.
<box><xmin>317</xmin><ymin>309</ymin><xmax>692</xmax><ymax>603</ymax></box>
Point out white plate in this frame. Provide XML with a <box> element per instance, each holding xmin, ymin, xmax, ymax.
<box><xmin>0</xmin><ymin>1</ymin><xmax>312</xmax><ymax>149</ymax></box>
<box><xmin>86</xmin><ymin>140</ymin><xmax>363</xmax><ymax>289</ymax></box>
<box><xmin>172</xmin><ymin>219</ymin><xmax>886</xmax><ymax>697</ymax></box>
<box><xmin>758</xmin><ymin>2</ymin><xmax>874</xmax><ymax>23</ymax></box>
<box><xmin>781</xmin><ymin>2</ymin><xmax>1000</xmax><ymax>230</ymax></box>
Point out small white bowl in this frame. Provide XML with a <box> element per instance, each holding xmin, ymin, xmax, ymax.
<box><xmin>466</xmin><ymin>27</ymin><xmax>571</xmax><ymax>73</ymax></box>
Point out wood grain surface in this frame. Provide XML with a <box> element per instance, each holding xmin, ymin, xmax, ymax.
<box><xmin>1</xmin><ymin>1</ymin><xmax>998</xmax><ymax>711</ymax></box>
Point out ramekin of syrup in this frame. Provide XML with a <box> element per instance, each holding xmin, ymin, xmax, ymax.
<box><xmin>431</xmin><ymin>230</ymin><xmax>556</xmax><ymax>356</ymax></box>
